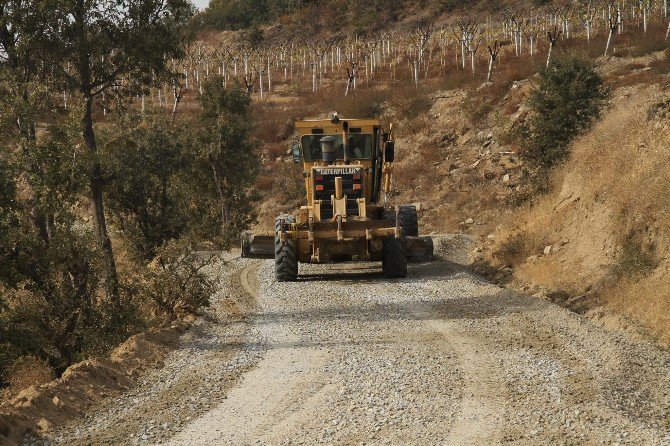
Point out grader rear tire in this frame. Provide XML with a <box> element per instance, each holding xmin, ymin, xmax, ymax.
<box><xmin>382</xmin><ymin>237</ymin><xmax>407</xmax><ymax>279</ymax></box>
<box><xmin>275</xmin><ymin>216</ymin><xmax>298</xmax><ymax>282</ymax></box>
<box><xmin>383</xmin><ymin>206</ymin><xmax>419</xmax><ymax>237</ymax></box>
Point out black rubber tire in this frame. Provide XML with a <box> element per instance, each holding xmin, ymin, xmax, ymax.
<box><xmin>383</xmin><ymin>205</ymin><xmax>419</xmax><ymax>237</ymax></box>
<box><xmin>382</xmin><ymin>237</ymin><xmax>407</xmax><ymax>279</ymax></box>
<box><xmin>275</xmin><ymin>216</ymin><xmax>298</xmax><ymax>282</ymax></box>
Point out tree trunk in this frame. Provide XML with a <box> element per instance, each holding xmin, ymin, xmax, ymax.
<box><xmin>604</xmin><ymin>29</ymin><xmax>614</xmax><ymax>56</ymax></box>
<box><xmin>461</xmin><ymin>41</ymin><xmax>466</xmax><ymax>69</ymax></box>
<box><xmin>546</xmin><ymin>43</ymin><xmax>554</xmax><ymax>67</ymax></box>
<box><xmin>259</xmin><ymin>71</ymin><xmax>264</xmax><ymax>98</ymax></box>
<box><xmin>210</xmin><ymin>161</ymin><xmax>229</xmax><ymax>237</ymax></box>
<box><xmin>530</xmin><ymin>36</ymin><xmax>535</xmax><ymax>56</ymax></box>
<box><xmin>312</xmin><ymin>65</ymin><xmax>317</xmax><ymax>92</ymax></box>
<box><xmin>413</xmin><ymin>62</ymin><xmax>419</xmax><ymax>88</ymax></box>
<box><xmin>487</xmin><ymin>55</ymin><xmax>494</xmax><ymax>82</ymax></box>
<box><xmin>83</xmin><ymin>97</ymin><xmax>119</xmax><ymax>303</ymax></box>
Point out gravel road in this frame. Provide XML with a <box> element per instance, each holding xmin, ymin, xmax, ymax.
<box><xmin>46</xmin><ymin>237</ymin><xmax>670</xmax><ymax>445</ymax></box>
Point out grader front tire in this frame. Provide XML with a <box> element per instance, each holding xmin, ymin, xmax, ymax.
<box><xmin>382</xmin><ymin>237</ymin><xmax>408</xmax><ymax>279</ymax></box>
<box><xmin>275</xmin><ymin>216</ymin><xmax>298</xmax><ymax>282</ymax></box>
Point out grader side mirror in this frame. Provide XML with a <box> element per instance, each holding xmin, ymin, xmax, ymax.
<box><xmin>291</xmin><ymin>144</ymin><xmax>302</xmax><ymax>164</ymax></box>
<box><xmin>384</xmin><ymin>141</ymin><xmax>395</xmax><ymax>163</ymax></box>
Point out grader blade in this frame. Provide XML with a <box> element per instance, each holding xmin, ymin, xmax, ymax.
<box><xmin>241</xmin><ymin>233</ymin><xmax>275</xmax><ymax>259</ymax></box>
<box><xmin>406</xmin><ymin>236</ymin><xmax>434</xmax><ymax>262</ymax></box>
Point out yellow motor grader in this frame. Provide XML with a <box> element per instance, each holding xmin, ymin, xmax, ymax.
<box><xmin>241</xmin><ymin>114</ymin><xmax>433</xmax><ymax>281</ymax></box>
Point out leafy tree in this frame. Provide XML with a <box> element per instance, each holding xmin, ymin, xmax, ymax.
<box><xmin>194</xmin><ymin>78</ymin><xmax>260</xmax><ymax>246</ymax></box>
<box><xmin>30</xmin><ymin>0</ymin><xmax>194</xmax><ymax>303</ymax></box>
<box><xmin>105</xmin><ymin>112</ymin><xmax>192</xmax><ymax>260</ymax></box>
<box><xmin>0</xmin><ymin>1</ymin><xmax>61</xmax><ymax>243</ymax></box>
<box><xmin>525</xmin><ymin>55</ymin><xmax>608</xmax><ymax>169</ymax></box>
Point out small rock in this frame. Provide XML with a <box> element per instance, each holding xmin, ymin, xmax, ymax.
<box><xmin>465</xmin><ymin>218</ymin><xmax>474</xmax><ymax>225</ymax></box>
<box><xmin>482</xmin><ymin>140</ymin><xmax>493</xmax><ymax>148</ymax></box>
<box><xmin>53</xmin><ymin>396</ymin><xmax>64</xmax><ymax>408</ymax></box>
<box><xmin>543</xmin><ymin>245</ymin><xmax>553</xmax><ymax>255</ymax></box>
<box><xmin>502</xmin><ymin>174</ymin><xmax>510</xmax><ymax>184</ymax></box>
<box><xmin>38</xmin><ymin>418</ymin><xmax>53</xmax><ymax>432</ymax></box>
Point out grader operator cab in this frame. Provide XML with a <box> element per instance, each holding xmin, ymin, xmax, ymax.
<box><xmin>241</xmin><ymin>114</ymin><xmax>433</xmax><ymax>281</ymax></box>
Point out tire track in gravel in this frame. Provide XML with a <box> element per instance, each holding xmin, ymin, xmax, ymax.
<box><xmin>429</xmin><ymin>323</ymin><xmax>508</xmax><ymax>446</ymax></box>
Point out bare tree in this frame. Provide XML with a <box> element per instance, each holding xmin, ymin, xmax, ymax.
<box><xmin>486</xmin><ymin>41</ymin><xmax>503</xmax><ymax>82</ymax></box>
<box><xmin>604</xmin><ymin>12</ymin><xmax>619</xmax><ymax>56</ymax></box>
<box><xmin>405</xmin><ymin>24</ymin><xmax>434</xmax><ymax>87</ymax></box>
<box><xmin>578</xmin><ymin>0</ymin><xmax>596</xmax><ymax>42</ymax></box>
<box><xmin>523</xmin><ymin>15</ymin><xmax>542</xmax><ymax>56</ymax></box>
<box><xmin>343</xmin><ymin>42</ymin><xmax>361</xmax><ymax>96</ymax></box>
<box><xmin>503</xmin><ymin>10</ymin><xmax>524</xmax><ymax>57</ymax></box>
<box><xmin>456</xmin><ymin>20</ymin><xmax>483</xmax><ymax>74</ymax></box>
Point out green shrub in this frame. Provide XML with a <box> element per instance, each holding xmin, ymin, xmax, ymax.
<box><xmin>134</xmin><ymin>239</ymin><xmax>215</xmax><ymax>319</ymax></box>
<box><xmin>0</xmin><ymin>225</ymin><xmax>146</xmax><ymax>377</ymax></box>
<box><xmin>525</xmin><ymin>55</ymin><xmax>608</xmax><ymax>169</ymax></box>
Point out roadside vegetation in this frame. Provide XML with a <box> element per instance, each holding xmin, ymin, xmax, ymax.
<box><xmin>0</xmin><ymin>2</ymin><xmax>259</xmax><ymax>391</ymax></box>
<box><xmin>524</xmin><ymin>55</ymin><xmax>609</xmax><ymax>171</ymax></box>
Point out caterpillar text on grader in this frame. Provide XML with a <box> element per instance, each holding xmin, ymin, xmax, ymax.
<box><xmin>241</xmin><ymin>114</ymin><xmax>434</xmax><ymax>281</ymax></box>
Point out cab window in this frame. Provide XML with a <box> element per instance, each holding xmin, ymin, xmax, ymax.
<box><xmin>301</xmin><ymin>134</ymin><xmax>373</xmax><ymax>161</ymax></box>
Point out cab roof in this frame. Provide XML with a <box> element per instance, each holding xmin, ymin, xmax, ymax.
<box><xmin>294</xmin><ymin>119</ymin><xmax>381</xmax><ymax>129</ymax></box>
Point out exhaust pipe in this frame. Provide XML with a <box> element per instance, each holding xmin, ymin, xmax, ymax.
<box><xmin>320</xmin><ymin>136</ymin><xmax>336</xmax><ymax>164</ymax></box>
<box><xmin>342</xmin><ymin>121</ymin><xmax>350</xmax><ymax>165</ymax></box>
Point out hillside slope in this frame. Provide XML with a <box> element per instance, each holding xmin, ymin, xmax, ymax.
<box><xmin>483</xmin><ymin>75</ymin><xmax>670</xmax><ymax>344</ymax></box>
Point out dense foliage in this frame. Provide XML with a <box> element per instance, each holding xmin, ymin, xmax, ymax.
<box><xmin>194</xmin><ymin>78</ymin><xmax>260</xmax><ymax>246</ymax></box>
<box><xmin>0</xmin><ymin>2</ymin><xmax>259</xmax><ymax>387</ymax></box>
<box><xmin>525</xmin><ymin>55</ymin><xmax>608</xmax><ymax>169</ymax></box>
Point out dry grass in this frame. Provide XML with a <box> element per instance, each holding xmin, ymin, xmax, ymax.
<box><xmin>493</xmin><ymin>232</ymin><xmax>531</xmax><ymax>266</ymax></box>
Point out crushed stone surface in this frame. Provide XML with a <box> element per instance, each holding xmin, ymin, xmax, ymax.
<box><xmin>40</xmin><ymin>237</ymin><xmax>670</xmax><ymax>446</ymax></box>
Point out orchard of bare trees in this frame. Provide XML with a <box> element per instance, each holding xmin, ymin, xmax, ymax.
<box><xmin>130</xmin><ymin>0</ymin><xmax>670</xmax><ymax>117</ymax></box>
